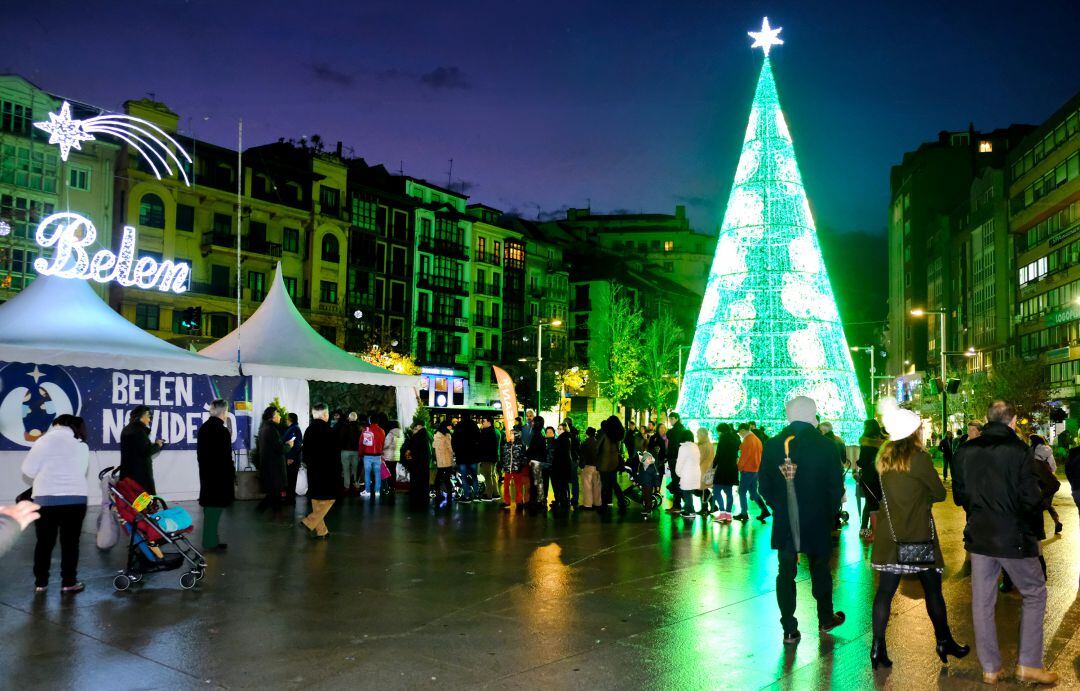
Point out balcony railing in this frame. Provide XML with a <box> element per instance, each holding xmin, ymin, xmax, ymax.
<box><xmin>417</xmin><ymin>273</ymin><xmax>468</xmax><ymax>293</ymax></box>
<box><xmin>200</xmin><ymin>230</ymin><xmax>236</xmax><ymax>252</ymax></box>
<box><xmin>189</xmin><ymin>281</ymin><xmax>239</xmax><ymax>299</ymax></box>
<box><xmin>475</xmin><ymin>250</ymin><xmax>502</xmax><ymax>266</ymax></box>
<box><xmin>473</xmin><ymin>314</ymin><xmax>499</xmax><ymax>327</ymax></box>
<box><xmin>472</xmin><ymin>348</ymin><xmax>499</xmax><ymax>362</ymax></box>
<box><xmin>244</xmin><ymin>238</ymin><xmax>282</xmax><ymax>259</ymax></box>
<box><xmin>475</xmin><ymin>281</ymin><xmax>501</xmax><ymax>297</ymax></box>
<box><xmin>200</xmin><ymin>231</ymin><xmax>282</xmax><ymax>259</ymax></box>
<box><xmin>415</xmin><ymin>312</ymin><xmax>469</xmax><ymax>331</ymax></box>
<box><xmin>418</xmin><ymin>233</ymin><xmax>469</xmax><ymax>260</ymax></box>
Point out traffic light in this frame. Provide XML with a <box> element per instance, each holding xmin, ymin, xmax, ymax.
<box><xmin>180</xmin><ymin>306</ymin><xmax>202</xmax><ymax>334</ymax></box>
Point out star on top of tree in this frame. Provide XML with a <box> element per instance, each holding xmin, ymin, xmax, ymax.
<box><xmin>34</xmin><ymin>102</ymin><xmax>96</xmax><ymax>161</ymax></box>
<box><xmin>748</xmin><ymin>16</ymin><xmax>784</xmax><ymax>56</ymax></box>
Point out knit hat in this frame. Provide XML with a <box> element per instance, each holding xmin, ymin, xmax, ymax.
<box><xmin>881</xmin><ymin>407</ymin><xmax>921</xmax><ymax>441</ymax></box>
<box><xmin>785</xmin><ymin>396</ymin><xmax>818</xmax><ymax>425</ymax></box>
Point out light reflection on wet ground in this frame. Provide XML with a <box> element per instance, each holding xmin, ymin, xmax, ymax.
<box><xmin>0</xmin><ymin>477</ymin><xmax>1076</xmax><ymax>689</ymax></box>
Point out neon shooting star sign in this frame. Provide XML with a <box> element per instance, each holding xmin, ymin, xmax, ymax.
<box><xmin>32</xmin><ymin>101</ymin><xmax>195</xmax><ymax>292</ymax></box>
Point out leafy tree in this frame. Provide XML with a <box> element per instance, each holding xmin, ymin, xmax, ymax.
<box><xmin>639</xmin><ymin>313</ymin><xmax>684</xmax><ymax>419</ymax></box>
<box><xmin>357</xmin><ymin>344</ymin><xmax>421</xmax><ymax>375</ymax></box>
<box><xmin>589</xmin><ymin>285</ymin><xmax>644</xmax><ymax>413</ymax></box>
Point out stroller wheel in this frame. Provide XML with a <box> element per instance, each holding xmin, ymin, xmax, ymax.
<box><xmin>129</xmin><ymin>573</ymin><xmax>143</xmax><ymax>584</ymax></box>
<box><xmin>179</xmin><ymin>572</ymin><xmax>198</xmax><ymax>590</ymax></box>
<box><xmin>194</xmin><ymin>569</ymin><xmax>206</xmax><ymax>581</ymax></box>
<box><xmin>113</xmin><ymin>574</ymin><xmax>132</xmax><ymax>591</ymax></box>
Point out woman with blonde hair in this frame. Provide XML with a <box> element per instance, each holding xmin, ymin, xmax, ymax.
<box><xmin>869</xmin><ymin>406</ymin><xmax>968</xmax><ymax>670</ymax></box>
<box><xmin>696</xmin><ymin>428</ymin><xmax>715</xmax><ymax>517</ymax></box>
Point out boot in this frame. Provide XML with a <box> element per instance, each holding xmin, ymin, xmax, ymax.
<box><xmin>935</xmin><ymin>636</ymin><xmax>970</xmax><ymax>664</ymax></box>
<box><xmin>1015</xmin><ymin>665</ymin><xmax>1058</xmax><ymax>685</ymax></box>
<box><xmin>870</xmin><ymin>638</ymin><xmax>892</xmax><ymax>670</ymax></box>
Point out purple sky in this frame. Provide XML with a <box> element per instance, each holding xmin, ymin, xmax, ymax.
<box><xmin>4</xmin><ymin>0</ymin><xmax>1078</xmax><ymax>232</ymax></box>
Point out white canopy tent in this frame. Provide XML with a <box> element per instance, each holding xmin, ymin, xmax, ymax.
<box><xmin>200</xmin><ymin>266</ymin><xmax>420</xmax><ymax>435</ymax></box>
<box><xmin>0</xmin><ymin>275</ymin><xmax>241</xmax><ymax>501</ymax></box>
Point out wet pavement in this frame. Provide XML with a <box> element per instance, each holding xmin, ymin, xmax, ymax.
<box><xmin>1</xmin><ymin>476</ymin><xmax>1078</xmax><ymax>690</ymax></box>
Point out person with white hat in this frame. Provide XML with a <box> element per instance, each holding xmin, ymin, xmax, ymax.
<box><xmin>759</xmin><ymin>395</ymin><xmax>846</xmax><ymax>646</ymax></box>
<box><xmin>869</xmin><ymin>403</ymin><xmax>969</xmax><ymax>671</ymax></box>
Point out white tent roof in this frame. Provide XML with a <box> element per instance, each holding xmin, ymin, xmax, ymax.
<box><xmin>0</xmin><ymin>275</ymin><xmax>238</xmax><ymax>375</ymax></box>
<box><xmin>200</xmin><ymin>266</ymin><xmax>419</xmax><ymax>389</ymax></box>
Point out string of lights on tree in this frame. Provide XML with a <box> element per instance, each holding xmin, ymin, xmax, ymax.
<box><xmin>676</xmin><ymin>18</ymin><xmax>867</xmax><ymax>441</ymax></box>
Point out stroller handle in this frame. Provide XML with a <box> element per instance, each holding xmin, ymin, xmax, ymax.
<box><xmin>98</xmin><ymin>466</ymin><xmax>118</xmax><ymax>480</ymax></box>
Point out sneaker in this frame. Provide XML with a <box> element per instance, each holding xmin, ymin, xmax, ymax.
<box><xmin>501</xmin><ymin>503</ymin><xmax>511</xmax><ymax>510</ymax></box>
<box><xmin>680</xmin><ymin>510</ymin><xmax>695</xmax><ymax>518</ymax></box>
<box><xmin>61</xmin><ymin>582</ymin><xmax>85</xmax><ymax>594</ymax></box>
<box><xmin>34</xmin><ymin>585</ymin><xmax>47</xmax><ymax>593</ymax></box>
<box><xmin>783</xmin><ymin>630</ymin><xmax>801</xmax><ymax>645</ymax></box>
<box><xmin>459</xmin><ymin>498</ymin><xmax>472</xmax><ymax>504</ymax></box>
<box><xmin>819</xmin><ymin>611</ymin><xmax>846</xmax><ymax>633</ymax></box>
<box><xmin>733</xmin><ymin>513</ymin><xmax>749</xmax><ymax>522</ymax></box>
<box><xmin>360</xmin><ymin>491</ymin><xmax>371</xmax><ymax>498</ymax></box>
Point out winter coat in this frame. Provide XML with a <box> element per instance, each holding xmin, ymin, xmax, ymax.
<box><xmin>596</xmin><ymin>434</ymin><xmax>624</xmax><ymax>473</ymax></box>
<box><xmin>647</xmin><ymin>433</ymin><xmax>669</xmax><ymax>468</ymax></box>
<box><xmin>382</xmin><ymin>428</ymin><xmax>403</xmax><ymax>463</ymax></box>
<box><xmin>759</xmin><ymin>422</ymin><xmax>845</xmax><ymax>557</ymax></box>
<box><xmin>284</xmin><ymin>424</ymin><xmax>303</xmax><ymax>463</ymax></box>
<box><xmin>552</xmin><ymin>432</ymin><xmax>574</xmax><ymax>480</ymax></box>
<box><xmin>477</xmin><ymin>425</ymin><xmax>499</xmax><ymax>463</ymax></box>
<box><xmin>1034</xmin><ymin>457</ymin><xmax>1061</xmax><ymax>512</ymax></box>
<box><xmin>1066</xmin><ymin>447</ymin><xmax>1080</xmax><ymax>491</ymax></box>
<box><xmin>452</xmin><ymin>419</ymin><xmax>479</xmax><ymax>465</ymax></box>
<box><xmin>303</xmin><ymin>418</ymin><xmax>342</xmax><ymax>500</ymax></box>
<box><xmin>526</xmin><ymin>426</ymin><xmax>548</xmax><ymax>465</ymax></box>
<box><xmin>580</xmin><ymin>437</ymin><xmax>599</xmax><ymax>469</ymax></box>
<box><xmin>667</xmin><ymin>423</ymin><xmax>690</xmax><ymax>466</ymax></box>
<box><xmin>871</xmin><ymin>450</ymin><xmax>945</xmax><ymax>568</ymax></box>
<box><xmin>674</xmin><ymin>441</ymin><xmax>701</xmax><ymax>490</ymax></box>
<box><xmin>21</xmin><ymin>425</ymin><xmax>89</xmax><ymax>501</ymax></box>
<box><xmin>197</xmin><ymin>416</ymin><xmax>235</xmax><ymax>508</ymax></box>
<box><xmin>737</xmin><ymin>433</ymin><xmax>763</xmax><ymax>473</ymax></box>
<box><xmin>953</xmin><ymin>422</ymin><xmax>1044</xmax><ymax>558</ymax></box>
<box><xmin>1033</xmin><ymin>443</ymin><xmax>1056</xmax><ymax>473</ymax></box>
<box><xmin>360</xmin><ymin>423</ymin><xmax>386</xmax><ymax>456</ymax></box>
<box><xmin>403</xmin><ymin>428</ymin><xmax>432</xmax><ymax>474</ymax></box>
<box><xmin>624</xmin><ymin>430</ymin><xmax>640</xmax><ymax>465</ymax></box>
<box><xmin>433</xmin><ymin>431</ymin><xmax>454</xmax><ymax>468</ymax></box>
<box><xmin>857</xmin><ymin>435</ymin><xmax>884</xmax><ymax>510</ymax></box>
<box><xmin>119</xmin><ymin>421</ymin><xmax>160</xmax><ymax>495</ymax></box>
<box><xmin>256</xmin><ymin>421</ymin><xmax>288</xmax><ymax>496</ymax></box>
<box><xmin>500</xmin><ymin>432</ymin><xmax>526</xmax><ymax>472</ymax></box>
<box><xmin>713</xmin><ymin>430</ymin><xmax>740</xmax><ymax>486</ymax></box>
<box><xmin>338</xmin><ymin>420</ymin><xmax>361</xmax><ymax>451</ymax></box>
<box><xmin>697</xmin><ymin>442</ymin><xmax>715</xmax><ymax>490</ymax></box>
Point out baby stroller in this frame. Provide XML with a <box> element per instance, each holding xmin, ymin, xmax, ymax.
<box><xmin>100</xmin><ymin>467</ymin><xmax>206</xmax><ymax>591</ymax></box>
<box><xmin>834</xmin><ymin>461</ymin><xmax>852</xmax><ymax>530</ymax></box>
<box><xmin>622</xmin><ymin>452</ymin><xmax>662</xmax><ymax>518</ymax></box>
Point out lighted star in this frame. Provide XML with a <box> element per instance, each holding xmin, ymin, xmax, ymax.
<box><xmin>0</xmin><ymin>220</ymin><xmax>10</xmax><ymax>237</ymax></box>
<box><xmin>34</xmin><ymin>102</ymin><xmax>95</xmax><ymax>161</ymax></box>
<box><xmin>748</xmin><ymin>16</ymin><xmax>784</xmax><ymax>56</ymax></box>
<box><xmin>28</xmin><ymin>366</ymin><xmax>45</xmax><ymax>383</ymax></box>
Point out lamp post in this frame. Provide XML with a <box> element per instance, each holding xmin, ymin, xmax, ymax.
<box><xmin>911</xmin><ymin>307</ymin><xmax>947</xmax><ymax>433</ymax></box>
<box><xmin>849</xmin><ymin>346</ymin><xmax>878</xmax><ymax>408</ymax></box>
<box><xmin>536</xmin><ymin>318</ymin><xmax>562</xmax><ymax>412</ymax></box>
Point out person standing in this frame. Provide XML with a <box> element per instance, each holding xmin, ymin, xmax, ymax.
<box><xmin>666</xmin><ymin>413</ymin><xmax>690</xmax><ymax>513</ymax></box>
<box><xmin>432</xmin><ymin>419</ymin><xmax>455</xmax><ymax>508</ymax></box>
<box><xmin>624</xmin><ymin>420</ymin><xmax>641</xmax><ymax>472</ymax></box>
<box><xmin>551</xmin><ymin>423</ymin><xmax>574</xmax><ymax>513</ymax></box>
<box><xmin>953</xmin><ymin>400</ymin><xmax>1057</xmax><ymax>686</ymax></box>
<box><xmin>759</xmin><ymin>396</ymin><xmax>846</xmax><ymax>645</ymax></box>
<box><xmin>579</xmin><ymin>427</ymin><xmax>601</xmax><ymax>510</ymax></box>
<box><xmin>477</xmin><ymin>417</ymin><xmax>500</xmax><ymax>502</ymax></box>
<box><xmin>197</xmin><ymin>400</ymin><xmax>234</xmax><ymax>552</ymax></box>
<box><xmin>697</xmin><ymin>427</ymin><xmax>715</xmax><ymax>516</ymax></box>
<box><xmin>453</xmin><ymin>416</ymin><xmax>480</xmax><ymax>503</ymax></box>
<box><xmin>938</xmin><ymin>430</ymin><xmax>955</xmax><ymax>482</ymax></box>
<box><xmin>119</xmin><ymin>405</ymin><xmax>163</xmax><ymax>495</ymax></box>
<box><xmin>283</xmin><ymin>413</ymin><xmax>303</xmax><ymax>498</ymax></box>
<box><xmin>500</xmin><ymin>426</ymin><xmax>529</xmax><ymax>510</ymax></box>
<box><xmin>564</xmin><ymin>417</ymin><xmax>581</xmax><ymax>507</ymax></box>
<box><xmin>525</xmin><ymin>415</ymin><xmax>548</xmax><ymax>509</ymax></box>
<box><xmin>403</xmin><ymin>420</ymin><xmax>431</xmax><ymax>512</ymax></box>
<box><xmin>674</xmin><ymin>431</ymin><xmax>701</xmax><ymax>518</ymax></box>
<box><xmin>1067</xmin><ymin>442</ymin><xmax>1080</xmax><ymax>520</ymax></box>
<box><xmin>711</xmin><ymin>423</ymin><xmax>740</xmax><ymax>522</ymax></box>
<box><xmin>734</xmin><ymin>423</ymin><xmax>769</xmax><ymax>522</ymax></box>
<box><xmin>857</xmin><ymin>420</ymin><xmax>886</xmax><ymax>541</ymax></box>
<box><xmin>299</xmin><ymin>404</ymin><xmax>341</xmax><ymax>539</ymax></box>
<box><xmin>597</xmin><ymin>416</ymin><xmax>628</xmax><ymax>511</ymax></box>
<box><xmin>868</xmin><ymin>406</ymin><xmax>968</xmax><ymax>669</ymax></box>
<box><xmin>255</xmin><ymin>406</ymin><xmax>290</xmax><ymax>512</ymax></box>
<box><xmin>382</xmin><ymin>421</ymin><xmax>403</xmax><ymax>503</ymax></box>
<box><xmin>338</xmin><ymin>412</ymin><xmax>361</xmax><ymax>494</ymax></box>
<box><xmin>360</xmin><ymin>415</ymin><xmax>386</xmax><ymax>501</ymax></box>
<box><xmin>21</xmin><ymin>415</ymin><xmax>89</xmax><ymax>594</ymax></box>
<box><xmin>1031</xmin><ymin>435</ymin><xmax>1062</xmax><ymax>535</ymax></box>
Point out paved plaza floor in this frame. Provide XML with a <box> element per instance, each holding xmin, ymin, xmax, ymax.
<box><xmin>1</xmin><ymin>476</ymin><xmax>1078</xmax><ymax>690</ymax></box>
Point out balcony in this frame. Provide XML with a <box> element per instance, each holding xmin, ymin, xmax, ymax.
<box><xmin>200</xmin><ymin>231</ymin><xmax>282</xmax><ymax>259</ymax></box>
<box><xmin>475</xmin><ymin>250</ymin><xmax>502</xmax><ymax>266</ymax></box>
<box><xmin>418</xmin><ymin>233</ymin><xmax>469</xmax><ymax>260</ymax></box>
<box><xmin>473</xmin><ymin>314</ymin><xmax>499</xmax><ymax>327</ymax></box>
<box><xmin>417</xmin><ymin>272</ymin><xmax>468</xmax><ymax>293</ymax></box>
<box><xmin>416</xmin><ymin>312</ymin><xmax>469</xmax><ymax>331</ymax></box>
<box><xmin>528</xmin><ymin>285</ymin><xmax>543</xmax><ymax>299</ymax></box>
<box><xmin>200</xmin><ymin>230</ymin><xmax>236</xmax><ymax>253</ymax></box>
<box><xmin>244</xmin><ymin>238</ymin><xmax>282</xmax><ymax>259</ymax></box>
<box><xmin>189</xmin><ymin>282</ymin><xmax>239</xmax><ymax>299</ymax></box>
<box><xmin>416</xmin><ymin>349</ymin><xmax>467</xmax><ymax>366</ymax></box>
<box><xmin>475</xmin><ymin>281</ymin><xmax>501</xmax><ymax>297</ymax></box>
<box><xmin>472</xmin><ymin>348</ymin><xmax>499</xmax><ymax>362</ymax></box>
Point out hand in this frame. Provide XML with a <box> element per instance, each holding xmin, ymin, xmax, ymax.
<box><xmin>155</xmin><ymin>439</ymin><xmax>164</xmax><ymax>446</ymax></box>
<box><xmin>287</xmin><ymin>459</ymin><xmax>295</xmax><ymax>465</ymax></box>
<box><xmin>286</xmin><ymin>439</ymin><xmax>295</xmax><ymax>448</ymax></box>
<box><xmin>0</xmin><ymin>501</ymin><xmax>41</xmax><ymax>530</ymax></box>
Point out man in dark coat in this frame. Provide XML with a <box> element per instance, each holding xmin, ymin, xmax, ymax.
<box><xmin>119</xmin><ymin>405</ymin><xmax>163</xmax><ymax>494</ymax></box>
<box><xmin>453</xmin><ymin>417</ymin><xmax>481</xmax><ymax>502</ymax></box>
<box><xmin>564</xmin><ymin>416</ymin><xmax>581</xmax><ymax>507</ymax></box>
<box><xmin>403</xmin><ymin>421</ymin><xmax>432</xmax><ymax>512</ymax></box>
<box><xmin>299</xmin><ymin>404</ymin><xmax>341</xmax><ymax>539</ymax></box>
<box><xmin>197</xmin><ymin>399</ymin><xmax>234</xmax><ymax>551</ymax></box>
<box><xmin>666</xmin><ymin>413</ymin><xmax>691</xmax><ymax>512</ymax></box>
<box><xmin>477</xmin><ymin>417</ymin><xmax>500</xmax><ymax>502</ymax></box>
<box><xmin>953</xmin><ymin>400</ymin><xmax>1055</xmax><ymax>685</ymax></box>
<box><xmin>759</xmin><ymin>396</ymin><xmax>845</xmax><ymax>645</ymax></box>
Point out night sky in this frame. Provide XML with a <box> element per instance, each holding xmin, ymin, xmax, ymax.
<box><xmin>3</xmin><ymin>1</ymin><xmax>1078</xmax><ymax>234</ymax></box>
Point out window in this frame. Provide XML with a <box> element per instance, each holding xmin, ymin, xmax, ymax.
<box><xmin>320</xmin><ymin>186</ymin><xmax>340</xmax><ymax>215</ymax></box>
<box><xmin>247</xmin><ymin>271</ymin><xmax>265</xmax><ymax>301</ymax></box>
<box><xmin>475</xmin><ymin>332</ymin><xmax>484</xmax><ymax>348</ymax></box>
<box><xmin>283</xmin><ymin>276</ymin><xmax>298</xmax><ymax>298</ymax></box>
<box><xmin>135</xmin><ymin>304</ymin><xmax>159</xmax><ymax>331</ymax></box>
<box><xmin>209</xmin><ymin>314</ymin><xmax>230</xmax><ymax>338</ymax></box>
<box><xmin>317</xmin><ymin>325</ymin><xmax>337</xmax><ymax>343</ymax></box>
<box><xmin>664</xmin><ymin>240</ymin><xmax>674</xmax><ymax>252</ymax></box>
<box><xmin>392</xmin><ymin>210</ymin><xmax>408</xmax><ymax>239</ymax></box>
<box><xmin>138</xmin><ymin>194</ymin><xmax>166</xmax><ymax>228</ymax></box>
<box><xmin>475</xmin><ymin>366</ymin><xmax>485</xmax><ymax>384</ymax></box>
<box><xmin>68</xmin><ymin>167</ymin><xmax>89</xmax><ymax>191</ymax></box>
<box><xmin>213</xmin><ymin>212</ymin><xmax>231</xmax><ymax>234</ymax></box>
<box><xmin>477</xmin><ymin>237</ymin><xmax>486</xmax><ymax>254</ymax></box>
<box><xmin>283</xmin><ymin>227</ymin><xmax>299</xmax><ymax>253</ymax></box>
<box><xmin>0</xmin><ymin>101</ymin><xmax>32</xmax><ymax>134</ymax></box>
<box><xmin>320</xmin><ymin>280</ymin><xmax>338</xmax><ymax>304</ymax></box>
<box><xmin>351</xmin><ymin>196</ymin><xmax>376</xmax><ymax>229</ymax></box>
<box><xmin>978</xmin><ymin>140</ymin><xmax>993</xmax><ymax>153</ymax></box>
<box><xmin>321</xmin><ymin>233</ymin><xmax>340</xmax><ymax>262</ymax></box>
<box><xmin>175</xmin><ymin>203</ymin><xmax>194</xmax><ymax>231</ymax></box>
<box><xmin>389</xmin><ymin>281</ymin><xmax>405</xmax><ymax>312</ymax></box>
<box><xmin>0</xmin><ymin>144</ymin><xmax>57</xmax><ymax>192</ymax></box>
<box><xmin>391</xmin><ymin>246</ymin><xmax>406</xmax><ymax>275</ymax></box>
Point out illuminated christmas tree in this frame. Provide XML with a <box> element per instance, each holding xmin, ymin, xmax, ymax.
<box><xmin>676</xmin><ymin>18</ymin><xmax>867</xmax><ymax>441</ymax></box>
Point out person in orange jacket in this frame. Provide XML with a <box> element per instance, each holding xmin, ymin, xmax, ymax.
<box><xmin>734</xmin><ymin>422</ymin><xmax>770</xmax><ymax>523</ymax></box>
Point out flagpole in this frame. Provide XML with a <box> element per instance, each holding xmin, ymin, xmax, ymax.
<box><xmin>236</xmin><ymin>119</ymin><xmax>243</xmax><ymax>370</ymax></box>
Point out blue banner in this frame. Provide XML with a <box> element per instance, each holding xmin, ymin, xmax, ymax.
<box><xmin>0</xmin><ymin>361</ymin><xmax>251</xmax><ymax>451</ymax></box>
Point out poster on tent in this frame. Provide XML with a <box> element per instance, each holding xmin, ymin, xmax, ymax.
<box><xmin>0</xmin><ymin>361</ymin><xmax>252</xmax><ymax>452</ymax></box>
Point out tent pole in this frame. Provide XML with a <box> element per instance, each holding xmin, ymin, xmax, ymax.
<box><xmin>236</xmin><ymin>119</ymin><xmax>243</xmax><ymax>369</ymax></box>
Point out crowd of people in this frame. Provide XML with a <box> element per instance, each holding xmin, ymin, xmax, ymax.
<box><xmin>0</xmin><ymin>393</ymin><xmax>1076</xmax><ymax>685</ymax></box>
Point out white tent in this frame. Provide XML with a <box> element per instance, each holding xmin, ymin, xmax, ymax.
<box><xmin>0</xmin><ymin>276</ymin><xmax>241</xmax><ymax>502</ymax></box>
<box><xmin>200</xmin><ymin>266</ymin><xmax>419</xmax><ymax>432</ymax></box>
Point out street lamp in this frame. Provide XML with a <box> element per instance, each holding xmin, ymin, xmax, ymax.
<box><xmin>536</xmin><ymin>318</ymin><xmax>562</xmax><ymax>412</ymax></box>
<box><xmin>910</xmin><ymin>307</ymin><xmax>947</xmax><ymax>433</ymax></box>
<box><xmin>850</xmin><ymin>346</ymin><xmax>879</xmax><ymax>408</ymax></box>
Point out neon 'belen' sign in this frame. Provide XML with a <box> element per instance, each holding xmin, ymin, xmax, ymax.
<box><xmin>34</xmin><ymin>212</ymin><xmax>190</xmax><ymax>293</ymax></box>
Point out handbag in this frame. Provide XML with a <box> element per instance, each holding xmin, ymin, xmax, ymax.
<box><xmin>380</xmin><ymin>461</ymin><xmax>392</xmax><ymax>480</ymax></box>
<box><xmin>295</xmin><ymin>464</ymin><xmax>309</xmax><ymax>497</ymax></box>
<box><xmin>702</xmin><ymin>468</ymin><xmax>715</xmax><ymax>486</ymax></box>
<box><xmin>880</xmin><ymin>481</ymin><xmax>936</xmax><ymax>566</ymax></box>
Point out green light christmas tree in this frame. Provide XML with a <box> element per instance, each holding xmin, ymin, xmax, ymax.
<box><xmin>677</xmin><ymin>18</ymin><xmax>867</xmax><ymax>441</ymax></box>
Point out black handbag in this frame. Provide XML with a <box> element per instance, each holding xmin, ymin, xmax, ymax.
<box><xmin>881</xmin><ymin>482</ymin><xmax>936</xmax><ymax>566</ymax></box>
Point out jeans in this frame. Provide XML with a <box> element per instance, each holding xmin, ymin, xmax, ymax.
<box><xmin>776</xmin><ymin>550</ymin><xmax>834</xmax><ymax>634</ymax></box>
<box><xmin>302</xmin><ymin>499</ymin><xmax>335</xmax><ymax>537</ymax></box>
<box><xmin>363</xmin><ymin>455</ymin><xmax>382</xmax><ymax>496</ymax></box>
<box><xmin>33</xmin><ymin>503</ymin><xmax>87</xmax><ymax>587</ymax></box>
<box><xmin>434</xmin><ymin>467</ymin><xmax>454</xmax><ymax>503</ymax></box>
<box><xmin>971</xmin><ymin>553</ymin><xmax>1047</xmax><ymax>672</ymax></box>
<box><xmin>738</xmin><ymin>471</ymin><xmax>764</xmax><ymax>515</ymax></box>
<box><xmin>341</xmin><ymin>451</ymin><xmax>360</xmax><ymax>489</ymax></box>
<box><xmin>681</xmin><ymin>489</ymin><xmax>697</xmax><ymax>513</ymax></box>
<box><xmin>873</xmin><ymin>570</ymin><xmax>950</xmax><ymax>640</ymax></box>
<box><xmin>712</xmin><ymin>485</ymin><xmax>733</xmax><ymax>512</ymax></box>
<box><xmin>203</xmin><ymin>506</ymin><xmax>224</xmax><ymax>548</ymax></box>
<box><xmin>457</xmin><ymin>463</ymin><xmax>478</xmax><ymax>499</ymax></box>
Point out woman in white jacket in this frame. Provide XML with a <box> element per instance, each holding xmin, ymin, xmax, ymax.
<box><xmin>675</xmin><ymin>436</ymin><xmax>701</xmax><ymax>517</ymax></box>
<box><xmin>21</xmin><ymin>415</ymin><xmax>90</xmax><ymax>594</ymax></box>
